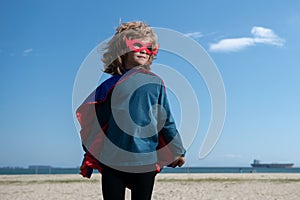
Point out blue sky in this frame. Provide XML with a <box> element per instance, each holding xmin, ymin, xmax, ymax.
<box><xmin>1</xmin><ymin>0</ymin><xmax>300</xmax><ymax>168</ymax></box>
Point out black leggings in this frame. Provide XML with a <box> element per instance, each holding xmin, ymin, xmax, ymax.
<box><xmin>101</xmin><ymin>165</ymin><xmax>157</xmax><ymax>200</ymax></box>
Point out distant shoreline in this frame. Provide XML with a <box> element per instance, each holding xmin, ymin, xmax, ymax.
<box><xmin>1</xmin><ymin>166</ymin><xmax>300</xmax><ymax>175</ymax></box>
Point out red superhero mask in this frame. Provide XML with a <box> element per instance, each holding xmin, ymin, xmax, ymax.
<box><xmin>125</xmin><ymin>36</ymin><xmax>158</xmax><ymax>55</ymax></box>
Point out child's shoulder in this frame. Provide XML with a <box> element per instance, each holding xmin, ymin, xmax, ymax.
<box><xmin>126</xmin><ymin>68</ymin><xmax>165</xmax><ymax>87</ymax></box>
<box><xmin>130</xmin><ymin>68</ymin><xmax>164</xmax><ymax>82</ymax></box>
<box><xmin>101</xmin><ymin>74</ymin><xmax>122</xmax><ymax>86</ymax></box>
<box><xmin>95</xmin><ymin>74</ymin><xmax>122</xmax><ymax>101</ymax></box>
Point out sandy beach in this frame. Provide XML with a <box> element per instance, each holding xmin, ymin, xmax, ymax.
<box><xmin>1</xmin><ymin>173</ymin><xmax>300</xmax><ymax>200</ymax></box>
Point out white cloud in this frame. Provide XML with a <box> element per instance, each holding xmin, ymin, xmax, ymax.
<box><xmin>23</xmin><ymin>48</ymin><xmax>33</xmax><ymax>56</ymax></box>
<box><xmin>251</xmin><ymin>26</ymin><xmax>285</xmax><ymax>46</ymax></box>
<box><xmin>184</xmin><ymin>32</ymin><xmax>203</xmax><ymax>39</ymax></box>
<box><xmin>210</xmin><ymin>37</ymin><xmax>255</xmax><ymax>52</ymax></box>
<box><xmin>209</xmin><ymin>26</ymin><xmax>285</xmax><ymax>52</ymax></box>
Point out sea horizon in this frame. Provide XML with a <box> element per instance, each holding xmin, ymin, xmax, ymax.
<box><xmin>1</xmin><ymin>165</ymin><xmax>300</xmax><ymax>175</ymax></box>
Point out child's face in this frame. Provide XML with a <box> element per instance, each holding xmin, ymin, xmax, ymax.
<box><xmin>124</xmin><ymin>50</ymin><xmax>150</xmax><ymax>68</ymax></box>
<box><xmin>124</xmin><ymin>38</ymin><xmax>153</xmax><ymax>69</ymax></box>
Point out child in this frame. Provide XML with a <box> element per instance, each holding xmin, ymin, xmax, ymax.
<box><xmin>77</xmin><ymin>21</ymin><xmax>186</xmax><ymax>200</ymax></box>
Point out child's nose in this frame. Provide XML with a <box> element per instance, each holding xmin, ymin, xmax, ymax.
<box><xmin>139</xmin><ymin>49</ymin><xmax>147</xmax><ymax>54</ymax></box>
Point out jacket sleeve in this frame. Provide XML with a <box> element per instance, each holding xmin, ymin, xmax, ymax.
<box><xmin>157</xmin><ymin>83</ymin><xmax>186</xmax><ymax>159</ymax></box>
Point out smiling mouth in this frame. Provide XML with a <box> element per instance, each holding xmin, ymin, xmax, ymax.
<box><xmin>137</xmin><ymin>55</ymin><xmax>147</xmax><ymax>59</ymax></box>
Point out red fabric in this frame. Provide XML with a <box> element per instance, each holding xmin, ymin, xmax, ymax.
<box><xmin>76</xmin><ymin>70</ymin><xmax>175</xmax><ymax>178</ymax></box>
<box><xmin>79</xmin><ymin>131</ymin><xmax>174</xmax><ymax>178</ymax></box>
<box><xmin>77</xmin><ymin>102</ymin><xmax>175</xmax><ymax>178</ymax></box>
<box><xmin>76</xmin><ymin>102</ymin><xmax>105</xmax><ymax>178</ymax></box>
<box><xmin>80</xmin><ymin>152</ymin><xmax>102</xmax><ymax>178</ymax></box>
<box><xmin>157</xmin><ymin>133</ymin><xmax>174</xmax><ymax>168</ymax></box>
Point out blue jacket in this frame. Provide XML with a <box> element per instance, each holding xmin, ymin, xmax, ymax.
<box><xmin>77</xmin><ymin>68</ymin><xmax>185</xmax><ymax>174</ymax></box>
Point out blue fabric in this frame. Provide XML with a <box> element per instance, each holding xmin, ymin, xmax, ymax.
<box><xmin>95</xmin><ymin>74</ymin><xmax>123</xmax><ymax>102</ymax></box>
<box><xmin>94</xmin><ymin>69</ymin><xmax>185</xmax><ymax>166</ymax></box>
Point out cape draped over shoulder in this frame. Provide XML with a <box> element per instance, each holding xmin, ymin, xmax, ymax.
<box><xmin>76</xmin><ymin>69</ymin><xmax>177</xmax><ymax>178</ymax></box>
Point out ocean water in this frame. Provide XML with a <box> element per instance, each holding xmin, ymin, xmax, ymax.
<box><xmin>0</xmin><ymin>167</ymin><xmax>81</xmax><ymax>175</ymax></box>
<box><xmin>161</xmin><ymin>167</ymin><xmax>300</xmax><ymax>173</ymax></box>
<box><xmin>1</xmin><ymin>166</ymin><xmax>300</xmax><ymax>175</ymax></box>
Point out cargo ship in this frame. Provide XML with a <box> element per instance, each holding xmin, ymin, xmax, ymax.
<box><xmin>251</xmin><ymin>159</ymin><xmax>294</xmax><ymax>168</ymax></box>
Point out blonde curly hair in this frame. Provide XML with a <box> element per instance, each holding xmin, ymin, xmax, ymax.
<box><xmin>101</xmin><ymin>21</ymin><xmax>159</xmax><ymax>75</ymax></box>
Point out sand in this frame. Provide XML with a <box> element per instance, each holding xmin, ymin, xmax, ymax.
<box><xmin>1</xmin><ymin>173</ymin><xmax>300</xmax><ymax>200</ymax></box>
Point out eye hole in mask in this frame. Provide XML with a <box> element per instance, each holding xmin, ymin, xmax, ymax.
<box><xmin>125</xmin><ymin>36</ymin><xmax>159</xmax><ymax>55</ymax></box>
